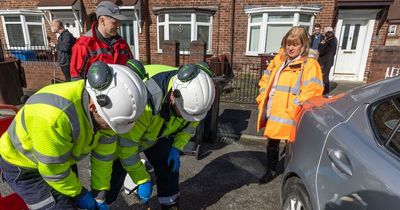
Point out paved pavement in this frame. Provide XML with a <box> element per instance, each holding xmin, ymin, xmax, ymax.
<box><xmin>0</xmin><ymin>80</ymin><xmax>363</xmax><ymax>209</ymax></box>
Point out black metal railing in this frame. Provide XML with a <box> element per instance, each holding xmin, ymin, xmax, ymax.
<box><xmin>1</xmin><ymin>45</ymin><xmax>56</xmax><ymax>62</ymax></box>
<box><xmin>210</xmin><ymin>61</ymin><xmax>261</xmax><ymax>104</ymax></box>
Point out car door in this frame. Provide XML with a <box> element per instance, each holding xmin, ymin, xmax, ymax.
<box><xmin>315</xmin><ymin>96</ymin><xmax>400</xmax><ymax>210</ymax></box>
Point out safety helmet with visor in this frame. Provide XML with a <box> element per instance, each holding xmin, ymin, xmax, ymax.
<box><xmin>85</xmin><ymin>61</ymin><xmax>147</xmax><ymax>134</ymax></box>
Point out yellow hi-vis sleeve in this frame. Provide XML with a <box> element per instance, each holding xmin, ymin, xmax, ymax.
<box><xmin>91</xmin><ymin>130</ymin><xmax>118</xmax><ymax>191</ymax></box>
<box><xmin>172</xmin><ymin>121</ymin><xmax>199</xmax><ymax>151</ymax></box>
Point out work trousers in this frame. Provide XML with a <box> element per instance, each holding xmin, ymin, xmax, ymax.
<box><xmin>106</xmin><ymin>137</ymin><xmax>179</xmax><ymax>205</ymax></box>
<box><xmin>266</xmin><ymin>139</ymin><xmax>280</xmax><ymax>171</ymax></box>
<box><xmin>0</xmin><ymin>157</ymin><xmax>77</xmax><ymax>209</ymax></box>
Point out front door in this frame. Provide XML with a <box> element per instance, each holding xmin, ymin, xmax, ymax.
<box><xmin>333</xmin><ymin>20</ymin><xmax>368</xmax><ymax>81</ymax></box>
<box><xmin>119</xmin><ymin>20</ymin><xmax>139</xmax><ymax>58</ymax></box>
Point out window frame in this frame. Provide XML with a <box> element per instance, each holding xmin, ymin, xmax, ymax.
<box><xmin>118</xmin><ymin>7</ymin><xmax>140</xmax><ymax>59</ymax></box>
<box><xmin>244</xmin><ymin>6</ymin><xmax>319</xmax><ymax>56</ymax></box>
<box><xmin>157</xmin><ymin>12</ymin><xmax>213</xmax><ymax>54</ymax></box>
<box><xmin>388</xmin><ymin>25</ymin><xmax>397</xmax><ymax>36</ymax></box>
<box><xmin>1</xmin><ymin>11</ymin><xmax>47</xmax><ymax>49</ymax></box>
<box><xmin>369</xmin><ymin>94</ymin><xmax>400</xmax><ymax>158</ymax></box>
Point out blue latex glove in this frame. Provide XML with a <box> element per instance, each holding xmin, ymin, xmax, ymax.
<box><xmin>95</xmin><ymin>200</ymin><xmax>110</xmax><ymax>210</ymax></box>
<box><xmin>137</xmin><ymin>181</ymin><xmax>152</xmax><ymax>202</ymax></box>
<box><xmin>75</xmin><ymin>190</ymin><xmax>96</xmax><ymax>210</ymax></box>
<box><xmin>167</xmin><ymin>147</ymin><xmax>180</xmax><ymax>173</ymax></box>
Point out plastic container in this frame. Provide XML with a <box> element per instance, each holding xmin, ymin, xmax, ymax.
<box><xmin>0</xmin><ymin>104</ymin><xmax>18</xmax><ymax>135</ymax></box>
<box><xmin>10</xmin><ymin>50</ymin><xmax>37</xmax><ymax>61</ymax></box>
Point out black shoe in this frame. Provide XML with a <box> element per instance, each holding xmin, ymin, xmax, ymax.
<box><xmin>259</xmin><ymin>169</ymin><xmax>277</xmax><ymax>184</ymax></box>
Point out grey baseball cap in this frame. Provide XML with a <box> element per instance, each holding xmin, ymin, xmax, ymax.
<box><xmin>96</xmin><ymin>1</ymin><xmax>128</xmax><ymax>21</ymax></box>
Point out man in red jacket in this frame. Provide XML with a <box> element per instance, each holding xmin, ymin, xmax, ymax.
<box><xmin>70</xmin><ymin>1</ymin><xmax>133</xmax><ymax>80</ymax></box>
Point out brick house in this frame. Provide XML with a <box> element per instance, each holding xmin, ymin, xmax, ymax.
<box><xmin>386</xmin><ymin>0</ymin><xmax>400</xmax><ymax>46</ymax></box>
<box><xmin>0</xmin><ymin>0</ymin><xmax>397</xmax><ymax>90</ymax></box>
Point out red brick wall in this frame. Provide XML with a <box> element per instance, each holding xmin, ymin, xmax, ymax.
<box><xmin>22</xmin><ymin>62</ymin><xmax>65</xmax><ymax>91</ymax></box>
<box><xmin>82</xmin><ymin>0</ymin><xmax>98</xmax><ymax>31</ymax></box>
<box><xmin>367</xmin><ymin>46</ymin><xmax>400</xmax><ymax>82</ymax></box>
<box><xmin>361</xmin><ymin>19</ymin><xmax>389</xmax><ymax>82</ymax></box>
<box><xmin>139</xmin><ymin>0</ymin><xmax>336</xmax><ymax>65</ymax></box>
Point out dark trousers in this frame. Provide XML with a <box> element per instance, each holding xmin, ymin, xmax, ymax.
<box><xmin>322</xmin><ymin>65</ymin><xmax>332</xmax><ymax>95</ymax></box>
<box><xmin>0</xmin><ymin>157</ymin><xmax>77</xmax><ymax>209</ymax></box>
<box><xmin>60</xmin><ymin>65</ymin><xmax>71</xmax><ymax>82</ymax></box>
<box><xmin>323</xmin><ymin>82</ymin><xmax>330</xmax><ymax>95</ymax></box>
<box><xmin>266</xmin><ymin>139</ymin><xmax>280</xmax><ymax>171</ymax></box>
<box><xmin>106</xmin><ymin>137</ymin><xmax>179</xmax><ymax>204</ymax></box>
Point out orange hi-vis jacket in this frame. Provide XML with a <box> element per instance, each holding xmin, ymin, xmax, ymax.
<box><xmin>256</xmin><ymin>50</ymin><xmax>323</xmax><ymax>142</ymax></box>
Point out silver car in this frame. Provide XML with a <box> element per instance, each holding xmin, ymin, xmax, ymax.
<box><xmin>281</xmin><ymin>77</ymin><xmax>400</xmax><ymax>210</ymax></box>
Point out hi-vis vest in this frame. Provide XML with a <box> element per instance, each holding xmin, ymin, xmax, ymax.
<box><xmin>0</xmin><ymin>80</ymin><xmax>117</xmax><ymax>197</ymax></box>
<box><xmin>116</xmin><ymin>65</ymin><xmax>199</xmax><ymax>185</ymax></box>
<box><xmin>256</xmin><ymin>51</ymin><xmax>324</xmax><ymax>142</ymax></box>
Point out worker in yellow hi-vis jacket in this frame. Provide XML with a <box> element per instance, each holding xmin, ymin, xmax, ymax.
<box><xmin>103</xmin><ymin>62</ymin><xmax>215</xmax><ymax>210</ymax></box>
<box><xmin>0</xmin><ymin>61</ymin><xmax>147</xmax><ymax>210</ymax></box>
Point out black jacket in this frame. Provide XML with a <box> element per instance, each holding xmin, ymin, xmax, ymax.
<box><xmin>318</xmin><ymin>36</ymin><xmax>337</xmax><ymax>69</ymax></box>
<box><xmin>56</xmin><ymin>29</ymin><xmax>75</xmax><ymax>66</ymax></box>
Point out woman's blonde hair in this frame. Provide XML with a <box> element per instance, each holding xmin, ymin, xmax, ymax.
<box><xmin>282</xmin><ymin>26</ymin><xmax>310</xmax><ymax>57</ymax></box>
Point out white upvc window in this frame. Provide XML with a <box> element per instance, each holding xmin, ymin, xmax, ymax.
<box><xmin>388</xmin><ymin>25</ymin><xmax>397</xmax><ymax>36</ymax></box>
<box><xmin>117</xmin><ymin>9</ymin><xmax>140</xmax><ymax>58</ymax></box>
<box><xmin>157</xmin><ymin>13</ymin><xmax>213</xmax><ymax>54</ymax></box>
<box><xmin>1</xmin><ymin>11</ymin><xmax>47</xmax><ymax>49</ymax></box>
<box><xmin>245</xmin><ymin>6</ymin><xmax>320</xmax><ymax>56</ymax></box>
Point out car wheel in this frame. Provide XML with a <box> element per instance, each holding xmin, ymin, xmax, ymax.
<box><xmin>282</xmin><ymin>177</ymin><xmax>312</xmax><ymax>210</ymax></box>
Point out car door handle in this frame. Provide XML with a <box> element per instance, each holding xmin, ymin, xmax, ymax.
<box><xmin>327</xmin><ymin>148</ymin><xmax>353</xmax><ymax>176</ymax></box>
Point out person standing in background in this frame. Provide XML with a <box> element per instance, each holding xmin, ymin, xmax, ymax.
<box><xmin>257</xmin><ymin>27</ymin><xmax>324</xmax><ymax>183</ymax></box>
<box><xmin>318</xmin><ymin>27</ymin><xmax>338</xmax><ymax>95</ymax></box>
<box><xmin>310</xmin><ymin>23</ymin><xmax>323</xmax><ymax>51</ymax></box>
<box><xmin>70</xmin><ymin>0</ymin><xmax>132</xmax><ymax>80</ymax></box>
<box><xmin>50</xmin><ymin>19</ymin><xmax>75</xmax><ymax>81</ymax></box>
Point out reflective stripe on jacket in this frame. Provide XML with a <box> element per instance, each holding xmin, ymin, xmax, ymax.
<box><xmin>116</xmin><ymin>66</ymin><xmax>199</xmax><ymax>184</ymax></box>
<box><xmin>70</xmin><ymin>22</ymin><xmax>133</xmax><ymax>78</ymax></box>
<box><xmin>256</xmin><ymin>51</ymin><xmax>323</xmax><ymax>141</ymax></box>
<box><xmin>0</xmin><ymin>80</ymin><xmax>114</xmax><ymax>197</ymax></box>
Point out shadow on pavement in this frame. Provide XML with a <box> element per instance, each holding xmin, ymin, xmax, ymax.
<box><xmin>179</xmin><ymin>150</ymin><xmax>267</xmax><ymax>209</ymax></box>
<box><xmin>329</xmin><ymin>81</ymin><xmax>338</xmax><ymax>92</ymax></box>
<box><xmin>111</xmin><ymin>151</ymin><xmax>268</xmax><ymax>210</ymax></box>
<box><xmin>218</xmin><ymin>109</ymin><xmax>252</xmax><ymax>140</ymax></box>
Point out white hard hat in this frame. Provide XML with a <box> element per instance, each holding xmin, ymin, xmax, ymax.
<box><xmin>85</xmin><ymin>62</ymin><xmax>147</xmax><ymax>134</ymax></box>
<box><xmin>172</xmin><ymin>64</ymin><xmax>215</xmax><ymax>122</ymax></box>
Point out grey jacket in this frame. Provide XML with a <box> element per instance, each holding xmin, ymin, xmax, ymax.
<box><xmin>56</xmin><ymin>29</ymin><xmax>75</xmax><ymax>66</ymax></box>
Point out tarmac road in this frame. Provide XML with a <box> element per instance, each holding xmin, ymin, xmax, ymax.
<box><xmin>109</xmin><ymin>140</ymin><xmax>282</xmax><ymax>210</ymax></box>
<box><xmin>0</xmin><ymin>140</ymin><xmax>282</xmax><ymax>210</ymax></box>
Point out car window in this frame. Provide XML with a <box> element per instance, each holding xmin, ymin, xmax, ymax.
<box><xmin>372</xmin><ymin>97</ymin><xmax>400</xmax><ymax>155</ymax></box>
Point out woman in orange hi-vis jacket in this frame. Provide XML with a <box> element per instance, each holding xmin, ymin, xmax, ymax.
<box><xmin>256</xmin><ymin>26</ymin><xmax>324</xmax><ymax>183</ymax></box>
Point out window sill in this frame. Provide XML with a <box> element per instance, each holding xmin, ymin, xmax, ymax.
<box><xmin>387</xmin><ymin>35</ymin><xmax>399</xmax><ymax>39</ymax></box>
<box><xmin>245</xmin><ymin>53</ymin><xmax>263</xmax><ymax>57</ymax></box>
